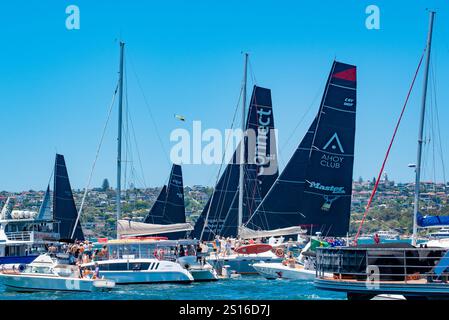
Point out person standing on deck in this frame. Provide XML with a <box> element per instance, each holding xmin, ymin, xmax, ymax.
<box><xmin>374</xmin><ymin>233</ymin><xmax>380</xmax><ymax>245</ymax></box>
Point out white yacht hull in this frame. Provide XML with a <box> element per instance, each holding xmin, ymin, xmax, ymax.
<box><xmin>208</xmin><ymin>252</ymin><xmax>282</xmax><ymax>275</ymax></box>
<box><xmin>82</xmin><ymin>259</ymin><xmax>194</xmax><ymax>285</ymax></box>
<box><xmin>253</xmin><ymin>262</ymin><xmax>329</xmax><ymax>280</ymax></box>
<box><xmin>0</xmin><ymin>273</ymin><xmax>112</xmax><ymax>292</ymax></box>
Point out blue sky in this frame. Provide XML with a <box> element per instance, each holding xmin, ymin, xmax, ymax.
<box><xmin>1</xmin><ymin>0</ymin><xmax>449</xmax><ymax>191</ymax></box>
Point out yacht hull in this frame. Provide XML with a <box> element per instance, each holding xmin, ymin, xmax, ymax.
<box><xmin>0</xmin><ymin>274</ymin><xmax>106</xmax><ymax>292</ymax></box>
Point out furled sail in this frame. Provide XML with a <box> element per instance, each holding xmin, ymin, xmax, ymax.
<box><xmin>37</xmin><ymin>185</ymin><xmax>52</xmax><ymax>221</ymax></box>
<box><xmin>192</xmin><ymin>86</ymin><xmax>278</xmax><ymax>240</ymax></box>
<box><xmin>53</xmin><ymin>154</ymin><xmax>85</xmax><ymax>241</ymax></box>
<box><xmin>245</xmin><ymin>61</ymin><xmax>357</xmax><ymax>237</ymax></box>
<box><xmin>118</xmin><ymin>220</ymin><xmax>193</xmax><ymax>237</ymax></box>
<box><xmin>238</xmin><ymin>226</ymin><xmax>305</xmax><ymax>240</ymax></box>
<box><xmin>417</xmin><ymin>212</ymin><xmax>449</xmax><ymax>228</ymax></box>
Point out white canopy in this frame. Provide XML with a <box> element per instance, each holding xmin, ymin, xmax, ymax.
<box><xmin>117</xmin><ymin>220</ymin><xmax>193</xmax><ymax>237</ymax></box>
<box><xmin>238</xmin><ymin>226</ymin><xmax>306</xmax><ymax>240</ymax></box>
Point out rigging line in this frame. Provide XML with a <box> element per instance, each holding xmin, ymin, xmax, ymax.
<box><xmin>123</xmin><ymin>61</ymin><xmax>130</xmax><ymax>196</ymax></box>
<box><xmin>73</xmin><ymin>84</ymin><xmax>119</xmax><ymax>239</ymax></box>
<box><xmin>128</xmin><ymin>110</ymin><xmax>148</xmax><ymax>189</ymax></box>
<box><xmin>428</xmin><ymin>58</ymin><xmax>445</xmax><ymax>184</ymax></box>
<box><xmin>277</xmin><ymin>75</ymin><xmax>324</xmax><ymax>169</ymax></box>
<box><xmin>127</xmin><ymin>51</ymin><xmax>171</xmax><ymax>164</ymax></box>
<box><xmin>248</xmin><ymin>57</ymin><xmax>257</xmax><ymax>86</ymax></box>
<box><xmin>200</xmin><ymin>85</ymin><xmax>244</xmax><ymax>240</ymax></box>
<box><xmin>353</xmin><ymin>51</ymin><xmax>425</xmax><ymax>245</ymax></box>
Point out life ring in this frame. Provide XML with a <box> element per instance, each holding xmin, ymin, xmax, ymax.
<box><xmin>275</xmin><ymin>248</ymin><xmax>285</xmax><ymax>258</ymax></box>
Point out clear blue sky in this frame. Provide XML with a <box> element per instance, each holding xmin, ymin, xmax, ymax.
<box><xmin>1</xmin><ymin>0</ymin><xmax>449</xmax><ymax>191</ymax></box>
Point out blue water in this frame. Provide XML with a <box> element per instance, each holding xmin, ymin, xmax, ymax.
<box><xmin>0</xmin><ymin>277</ymin><xmax>346</xmax><ymax>300</ymax></box>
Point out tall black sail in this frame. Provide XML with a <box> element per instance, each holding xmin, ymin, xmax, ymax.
<box><xmin>144</xmin><ymin>186</ymin><xmax>168</xmax><ymax>224</ymax></box>
<box><xmin>246</xmin><ymin>61</ymin><xmax>357</xmax><ymax>237</ymax></box>
<box><xmin>144</xmin><ymin>164</ymin><xmax>186</xmax><ymax>239</ymax></box>
<box><xmin>53</xmin><ymin>154</ymin><xmax>85</xmax><ymax>241</ymax></box>
<box><xmin>144</xmin><ymin>164</ymin><xmax>186</xmax><ymax>225</ymax></box>
<box><xmin>193</xmin><ymin>86</ymin><xmax>278</xmax><ymax>240</ymax></box>
<box><xmin>220</xmin><ymin>87</ymin><xmax>278</xmax><ymax>238</ymax></box>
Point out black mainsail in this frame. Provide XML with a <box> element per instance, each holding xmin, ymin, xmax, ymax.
<box><xmin>193</xmin><ymin>86</ymin><xmax>278</xmax><ymax>240</ymax></box>
<box><xmin>143</xmin><ymin>164</ymin><xmax>187</xmax><ymax>239</ymax></box>
<box><xmin>245</xmin><ymin>61</ymin><xmax>357</xmax><ymax>237</ymax></box>
<box><xmin>53</xmin><ymin>154</ymin><xmax>85</xmax><ymax>241</ymax></box>
<box><xmin>144</xmin><ymin>164</ymin><xmax>186</xmax><ymax>225</ymax></box>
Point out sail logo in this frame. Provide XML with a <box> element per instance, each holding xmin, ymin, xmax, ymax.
<box><xmin>320</xmin><ymin>133</ymin><xmax>345</xmax><ymax>169</ymax></box>
<box><xmin>307</xmin><ymin>181</ymin><xmax>345</xmax><ymax>194</ymax></box>
<box><xmin>321</xmin><ymin>195</ymin><xmax>341</xmax><ymax>211</ymax></box>
<box><xmin>344</xmin><ymin>98</ymin><xmax>355</xmax><ymax>108</ymax></box>
<box><xmin>323</xmin><ymin>133</ymin><xmax>344</xmax><ymax>153</ymax></box>
<box><xmin>251</xmin><ymin>108</ymin><xmax>278</xmax><ymax>177</ymax></box>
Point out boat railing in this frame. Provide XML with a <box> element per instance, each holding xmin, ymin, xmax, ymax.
<box><xmin>316</xmin><ymin>247</ymin><xmax>449</xmax><ymax>283</ymax></box>
<box><xmin>6</xmin><ymin>231</ymin><xmax>32</xmax><ymax>241</ymax></box>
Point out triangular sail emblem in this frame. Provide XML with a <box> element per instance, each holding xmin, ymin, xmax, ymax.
<box><xmin>323</xmin><ymin>133</ymin><xmax>344</xmax><ymax>153</ymax></box>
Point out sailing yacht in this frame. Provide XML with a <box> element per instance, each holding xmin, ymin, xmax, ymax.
<box><xmin>78</xmin><ymin>42</ymin><xmax>201</xmax><ymax>284</ymax></box>
<box><xmin>313</xmin><ymin>11</ymin><xmax>449</xmax><ymax>300</ymax></box>
<box><xmin>0</xmin><ymin>154</ymin><xmax>84</xmax><ymax>267</ymax></box>
<box><xmin>251</xmin><ymin>60</ymin><xmax>358</xmax><ymax>279</ymax></box>
<box><xmin>194</xmin><ymin>54</ymin><xmax>286</xmax><ymax>274</ymax></box>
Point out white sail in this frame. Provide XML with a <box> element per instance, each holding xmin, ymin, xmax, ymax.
<box><xmin>117</xmin><ymin>220</ymin><xmax>193</xmax><ymax>237</ymax></box>
<box><xmin>238</xmin><ymin>226</ymin><xmax>306</xmax><ymax>239</ymax></box>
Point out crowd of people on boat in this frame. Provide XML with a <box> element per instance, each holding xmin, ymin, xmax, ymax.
<box><xmin>46</xmin><ymin>240</ymin><xmax>109</xmax><ymax>266</ymax></box>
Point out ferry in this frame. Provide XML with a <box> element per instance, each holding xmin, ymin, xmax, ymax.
<box><xmin>0</xmin><ymin>198</ymin><xmax>61</xmax><ymax>266</ymax></box>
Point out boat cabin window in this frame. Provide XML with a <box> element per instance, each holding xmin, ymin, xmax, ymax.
<box><xmin>24</xmin><ymin>266</ymin><xmax>53</xmax><ymax>275</ymax></box>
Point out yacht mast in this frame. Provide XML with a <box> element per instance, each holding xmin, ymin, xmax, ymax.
<box><xmin>116</xmin><ymin>42</ymin><xmax>125</xmax><ymax>239</ymax></box>
<box><xmin>412</xmin><ymin>11</ymin><xmax>435</xmax><ymax>246</ymax></box>
<box><xmin>238</xmin><ymin>53</ymin><xmax>249</xmax><ymax>234</ymax></box>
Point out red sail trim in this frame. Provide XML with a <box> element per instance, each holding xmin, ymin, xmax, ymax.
<box><xmin>333</xmin><ymin>68</ymin><xmax>356</xmax><ymax>82</ymax></box>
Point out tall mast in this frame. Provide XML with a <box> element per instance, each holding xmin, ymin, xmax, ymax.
<box><xmin>412</xmin><ymin>11</ymin><xmax>435</xmax><ymax>246</ymax></box>
<box><xmin>116</xmin><ymin>42</ymin><xmax>125</xmax><ymax>239</ymax></box>
<box><xmin>238</xmin><ymin>53</ymin><xmax>249</xmax><ymax>234</ymax></box>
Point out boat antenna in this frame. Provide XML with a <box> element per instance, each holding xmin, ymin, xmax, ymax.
<box><xmin>412</xmin><ymin>10</ymin><xmax>436</xmax><ymax>246</ymax></box>
<box><xmin>117</xmin><ymin>41</ymin><xmax>125</xmax><ymax>239</ymax></box>
<box><xmin>238</xmin><ymin>52</ymin><xmax>249</xmax><ymax>236</ymax></box>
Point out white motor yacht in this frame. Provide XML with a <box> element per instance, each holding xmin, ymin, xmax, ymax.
<box><xmin>0</xmin><ymin>254</ymin><xmax>115</xmax><ymax>292</ymax></box>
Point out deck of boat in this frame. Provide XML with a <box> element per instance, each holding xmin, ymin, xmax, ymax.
<box><xmin>315</xmin><ymin>276</ymin><xmax>449</xmax><ymax>297</ymax></box>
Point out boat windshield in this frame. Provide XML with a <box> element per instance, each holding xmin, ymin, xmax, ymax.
<box><xmin>105</xmin><ymin>242</ymin><xmax>197</xmax><ymax>261</ymax></box>
<box><xmin>24</xmin><ymin>266</ymin><xmax>54</xmax><ymax>275</ymax></box>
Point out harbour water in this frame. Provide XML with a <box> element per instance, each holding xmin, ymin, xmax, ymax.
<box><xmin>0</xmin><ymin>276</ymin><xmax>345</xmax><ymax>300</ymax></box>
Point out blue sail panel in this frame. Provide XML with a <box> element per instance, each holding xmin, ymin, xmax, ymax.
<box><xmin>53</xmin><ymin>154</ymin><xmax>85</xmax><ymax>241</ymax></box>
<box><xmin>37</xmin><ymin>185</ymin><xmax>52</xmax><ymax>221</ymax></box>
<box><xmin>417</xmin><ymin>212</ymin><xmax>449</xmax><ymax>227</ymax></box>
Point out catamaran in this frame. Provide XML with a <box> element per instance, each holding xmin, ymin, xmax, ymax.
<box><xmin>77</xmin><ymin>42</ymin><xmax>213</xmax><ymax>284</ymax></box>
